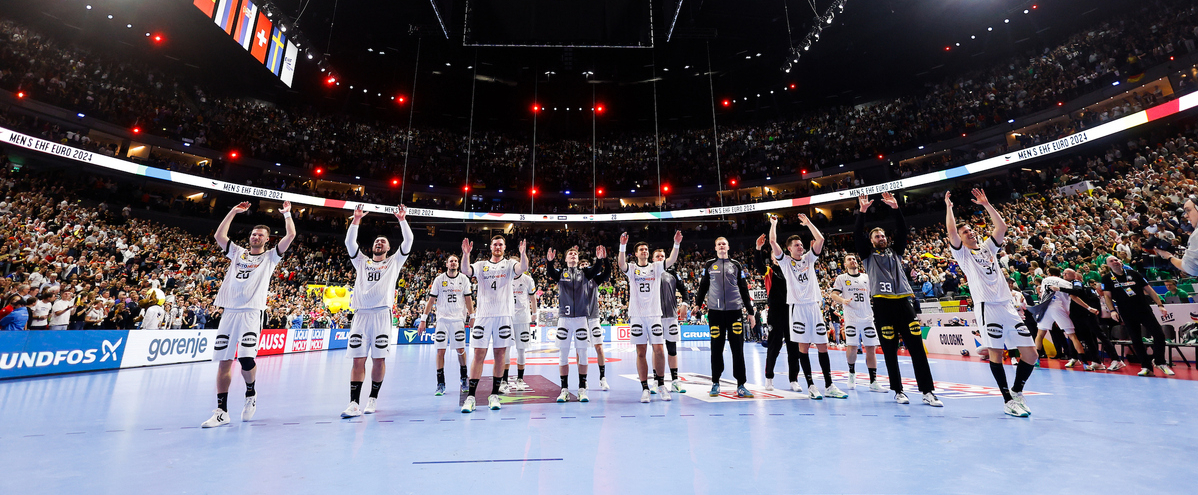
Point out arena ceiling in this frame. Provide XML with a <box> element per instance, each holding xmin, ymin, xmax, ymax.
<box><xmin>12</xmin><ymin>0</ymin><xmax>1139</xmax><ymax>138</ymax></box>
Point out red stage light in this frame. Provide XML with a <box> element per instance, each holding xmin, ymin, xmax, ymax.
<box><xmin>531</xmin><ymin>188</ymin><xmax>538</xmax><ymax>196</ymax></box>
<box><xmin>391</xmin><ymin>179</ymin><xmax>399</xmax><ymax>187</ymax></box>
<box><xmin>722</xmin><ymin>100</ymin><xmax>731</xmax><ymax>107</ymax></box>
<box><xmin>315</xmin><ymin>167</ymin><xmax>323</xmax><ymax>175</ymax></box>
<box><xmin>945</xmin><ymin>46</ymin><xmax>951</xmax><ymax>51</ymax></box>
<box><xmin>878</xmin><ymin>154</ymin><xmax>884</xmax><ymax>159</ymax></box>
<box><xmin>662</xmin><ymin>185</ymin><xmax>670</xmax><ymax>193</ymax></box>
<box><xmin>789</xmin><ymin>84</ymin><xmax>796</xmax><ymax>89</ymax></box>
<box><xmin>595</xmin><ymin>105</ymin><xmax>605</xmax><ymax>113</ymax></box>
<box><xmin>801</xmin><ymin>169</ymin><xmax>808</xmax><ymax>175</ymax></box>
<box><xmin>132</xmin><ymin>127</ymin><xmax>140</xmax><ymax>134</ymax></box>
<box><xmin>463</xmin><ymin>185</ymin><xmax>470</xmax><ymax>192</ymax></box>
<box><xmin>16</xmin><ymin>91</ymin><xmax>24</xmax><ymax>98</ymax></box>
<box><xmin>229</xmin><ymin>151</ymin><xmax>239</xmax><ymax>159</ymax></box>
<box><xmin>397</xmin><ymin>95</ymin><xmax>406</xmax><ymax>103</ymax></box>
<box><xmin>730</xmin><ymin>179</ymin><xmax>738</xmax><ymax>187</ymax></box>
<box><xmin>152</xmin><ymin>34</ymin><xmax>164</xmax><ymax>43</ymax></box>
<box><xmin>597</xmin><ymin>188</ymin><xmax>604</xmax><ymax>196</ymax></box>
<box><xmin>532</xmin><ymin>104</ymin><xmax>541</xmax><ymax>112</ymax></box>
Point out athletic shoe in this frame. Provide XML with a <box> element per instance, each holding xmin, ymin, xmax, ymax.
<box><xmin>895</xmin><ymin>391</ymin><xmax>910</xmax><ymax>404</ymax></box>
<box><xmin>460</xmin><ymin>378</ymin><xmax>469</xmax><ymax>394</ymax></box>
<box><xmin>1090</xmin><ymin>362</ymin><xmax>1106</xmax><ymax>371</ymax></box>
<box><xmin>1004</xmin><ymin>400</ymin><xmax>1029</xmax><ymax>418</ymax></box>
<box><xmin>847</xmin><ymin>373</ymin><xmax>857</xmax><ymax>389</ymax></box>
<box><xmin>461</xmin><ymin>396</ymin><xmax>476</xmax><ymax>413</ymax></box>
<box><xmin>825</xmin><ymin>384</ymin><xmax>848</xmax><ymax>399</ymax></box>
<box><xmin>790</xmin><ymin>381</ymin><xmax>803</xmax><ymax>393</ymax></box>
<box><xmin>1010</xmin><ymin>357</ymin><xmax>1019</xmax><ymax>365</ymax></box>
<box><xmin>201</xmin><ymin>409</ymin><xmax>230</xmax><ymax>428</ymax></box>
<box><xmin>488</xmin><ymin>395</ymin><xmax>501</xmax><ymax>410</ymax></box>
<box><xmin>869</xmin><ymin>381</ymin><xmax>885</xmax><ymax>393</ymax></box>
<box><xmin>709</xmin><ymin>384</ymin><xmax>720</xmax><ymax>397</ymax></box>
<box><xmin>579</xmin><ymin>388</ymin><xmax>589</xmax><ymax>402</ymax></box>
<box><xmin>650</xmin><ymin>384</ymin><xmax>657</xmax><ymax>394</ymax></box>
<box><xmin>600</xmin><ymin>378</ymin><xmax>610</xmax><ymax>391</ymax></box>
<box><xmin>341</xmin><ymin>401</ymin><xmax>362</xmax><ymax>418</ymax></box>
<box><xmin>435</xmin><ymin>384</ymin><xmax>446</xmax><ymax>396</ymax></box>
<box><xmin>499</xmin><ymin>382</ymin><xmax>511</xmax><ymax>395</ymax></box>
<box><xmin>736</xmin><ymin>386</ymin><xmax>754</xmax><ymax>398</ymax></box>
<box><xmin>363</xmin><ymin>397</ymin><xmax>377</xmax><ymax>414</ymax></box>
<box><xmin>764</xmin><ymin>378</ymin><xmax>774</xmax><ymax>391</ymax></box>
<box><xmin>808</xmin><ymin>387</ymin><xmax>824</xmax><ymax>400</ymax></box>
<box><xmin>1108</xmin><ymin>361</ymin><xmax>1126</xmax><ymax>372</ymax></box>
<box><xmin>922</xmin><ymin>392</ymin><xmax>943</xmax><ymax>407</ymax></box>
<box><xmin>641</xmin><ymin>389</ymin><xmax>652</xmax><ymax>403</ymax></box>
<box><xmin>241</xmin><ymin>396</ymin><xmax>257</xmax><ymax>421</ymax></box>
<box><xmin>671</xmin><ymin>380</ymin><xmax>686</xmax><ymax>393</ymax></box>
<box><xmin>1137</xmin><ymin>368</ymin><xmax>1154</xmax><ymax>377</ymax></box>
<box><xmin>660</xmin><ymin>385</ymin><xmax>673</xmax><ymax>400</ymax></box>
<box><xmin>1012</xmin><ymin>392</ymin><xmax>1030</xmax><ymax>414</ymax></box>
<box><xmin>1064</xmin><ymin>359</ymin><xmax>1078</xmax><ymax>368</ymax></box>
<box><xmin>1082</xmin><ymin>363</ymin><xmax>1094</xmax><ymax>371</ymax></box>
<box><xmin>1157</xmin><ymin>364</ymin><xmax>1176</xmax><ymax>376</ymax></box>
<box><xmin>557</xmin><ymin>389</ymin><xmax>569</xmax><ymax>403</ymax></box>
<box><xmin>514</xmin><ymin>379</ymin><xmax>528</xmax><ymax>391</ymax></box>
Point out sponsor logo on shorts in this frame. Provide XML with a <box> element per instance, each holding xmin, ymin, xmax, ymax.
<box><xmin>591</xmin><ymin>327</ymin><xmax>603</xmax><ymax>339</ymax></box>
<box><xmin>574</xmin><ymin>328</ymin><xmax>587</xmax><ymax>341</ymax></box>
<box><xmin>472</xmin><ymin>327</ymin><xmax>485</xmax><ymax>339</ymax></box>
<box><xmin>792</xmin><ymin>322</ymin><xmax>806</xmax><ymax>335</ymax></box>
<box><xmin>630</xmin><ymin>324</ymin><xmax>643</xmax><ymax>337</ymax></box>
<box><xmin>880</xmin><ymin>326</ymin><xmax>896</xmax><ymax>339</ymax></box>
<box><xmin>434</xmin><ymin>330</ymin><xmax>448</xmax><ymax>342</ymax></box>
<box><xmin>455</xmin><ymin>329</ymin><xmax>467</xmax><ymax>342</ymax></box>
<box><xmin>242</xmin><ymin>332</ymin><xmax>262</xmax><ymax>348</ymax></box>
<box><xmin>214</xmin><ymin>334</ymin><xmax>230</xmax><ymax>351</ymax></box>
<box><xmin>668</xmin><ymin>325</ymin><xmax>679</xmax><ymax>336</ymax></box>
<box><xmin>845</xmin><ymin>326</ymin><xmax>858</xmax><ymax>337</ymax></box>
<box><xmin>731</xmin><ymin>322</ymin><xmax>743</xmax><ymax>335</ymax></box>
<box><xmin>557</xmin><ymin>328</ymin><xmax>569</xmax><ymax>340</ymax></box>
<box><xmin>863</xmin><ymin>327</ymin><xmax>877</xmax><ymax>338</ymax></box>
<box><xmin>497</xmin><ymin>326</ymin><xmax>512</xmax><ymax>340</ymax></box>
<box><xmin>814</xmin><ymin>323</ymin><xmax>826</xmax><ymax>336</ymax></box>
<box><xmin>348</xmin><ymin>334</ymin><xmax>363</xmax><ymax>349</ymax></box>
<box><xmin>1015</xmin><ymin>323</ymin><xmax>1031</xmax><ymax>337</ymax></box>
<box><xmin>375</xmin><ymin>334</ymin><xmax>390</xmax><ymax>349</ymax></box>
<box><xmin>651</xmin><ymin>324</ymin><xmax>663</xmax><ymax>337</ymax></box>
<box><xmin>985</xmin><ymin>323</ymin><xmax>1004</xmax><ymax>339</ymax></box>
<box><xmin>710</xmin><ymin>326</ymin><xmax>721</xmax><ymax>339</ymax></box>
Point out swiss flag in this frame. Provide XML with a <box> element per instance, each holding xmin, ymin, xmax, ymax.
<box><xmin>250</xmin><ymin>11</ymin><xmax>271</xmax><ymax>63</ymax></box>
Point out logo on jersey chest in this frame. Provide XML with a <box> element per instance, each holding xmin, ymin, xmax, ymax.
<box><xmin>711</xmin><ymin>264</ymin><xmax>719</xmax><ymax>271</ymax></box>
<box><xmin>442</xmin><ymin>281</ymin><xmax>448</xmax><ymax>287</ymax></box>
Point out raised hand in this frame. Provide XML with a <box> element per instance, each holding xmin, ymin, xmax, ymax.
<box><xmin>673</xmin><ymin>230</ymin><xmax>683</xmax><ymax>244</ymax></box>
<box><xmin>461</xmin><ymin>238</ymin><xmax>473</xmax><ymax>253</ymax></box>
<box><xmin>546</xmin><ymin>247</ymin><xmax>556</xmax><ymax>261</ymax></box>
<box><xmin>619</xmin><ymin>232</ymin><xmax>629</xmax><ymax>246</ymax></box>
<box><xmin>755</xmin><ymin>234</ymin><xmax>766</xmax><ymax>250</ymax></box>
<box><xmin>519</xmin><ymin>239</ymin><xmax>527</xmax><ymax>254</ymax></box>
<box><xmin>596</xmin><ymin>245</ymin><xmax>607</xmax><ymax>259</ymax></box>
<box><xmin>881</xmin><ymin>192</ymin><xmax>899</xmax><ymax>209</ymax></box>
<box><xmin>394</xmin><ymin>204</ymin><xmax>408</xmax><ymax>222</ymax></box>
<box><xmin>232</xmin><ymin>202</ymin><xmax>251</xmax><ymax>214</ymax></box>
<box><xmin>944</xmin><ymin>191</ymin><xmax>953</xmax><ymax>208</ymax></box>
<box><xmin>798</xmin><ymin>213</ymin><xmax>811</xmax><ymax>226</ymax></box>
<box><xmin>280</xmin><ymin>201</ymin><xmax>292</xmax><ymax>214</ymax></box>
<box><xmin>970</xmin><ymin>188</ymin><xmax>990</xmax><ymax>206</ymax></box>
<box><xmin>857</xmin><ymin>195</ymin><xmax>873</xmax><ymax>213</ymax></box>
<box><xmin>352</xmin><ymin>204</ymin><xmax>367</xmax><ymax>222</ymax></box>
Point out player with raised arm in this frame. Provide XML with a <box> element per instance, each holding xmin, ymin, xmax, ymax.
<box><xmin>619</xmin><ymin>231</ymin><xmax>681</xmax><ymax>402</ymax></box>
<box><xmin>201</xmin><ymin>201</ymin><xmax>296</xmax><ymax>428</ymax></box>
<box><xmin>581</xmin><ymin>257</ymin><xmax>613</xmax><ymax>391</ymax></box>
<box><xmin>416</xmin><ymin>255</ymin><xmax>473</xmax><ymax>396</ymax></box>
<box><xmin>828</xmin><ymin>254</ymin><xmax>884</xmax><ymax>392</ymax></box>
<box><xmin>501</xmin><ymin>264</ymin><xmax>537</xmax><ymax>393</ymax></box>
<box><xmin>946</xmin><ymin>189</ymin><xmax>1036</xmax><ymax>417</ymax></box>
<box><xmin>545</xmin><ymin>245</ymin><xmax>609</xmax><ymax>402</ymax></box>
<box><xmin>855</xmin><ymin>192</ymin><xmax>941</xmax><ymax>407</ymax></box>
<box><xmin>769</xmin><ymin>214</ymin><xmax>847</xmax><ymax>399</ymax></box>
<box><xmin>694</xmin><ymin>236</ymin><xmax>758</xmax><ymax>398</ymax></box>
<box><xmin>339</xmin><ymin>204</ymin><xmax>413</xmax><ymax>418</ymax></box>
<box><xmin>754</xmin><ymin>234</ymin><xmax>802</xmax><ymax>393</ymax></box>
<box><xmin>656</xmin><ymin>248</ymin><xmax>689</xmax><ymax>393</ymax></box>
<box><xmin>459</xmin><ymin>235</ymin><xmax>529</xmax><ymax>412</ymax></box>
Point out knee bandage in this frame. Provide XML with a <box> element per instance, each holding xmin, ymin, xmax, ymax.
<box><xmin>517</xmin><ymin>348</ymin><xmax>526</xmax><ymax>366</ymax></box>
<box><xmin>559</xmin><ymin>347</ymin><xmax>571</xmax><ymax>366</ymax></box>
<box><xmin>665</xmin><ymin>340</ymin><xmax>677</xmax><ymax>356</ymax></box>
<box><xmin>577</xmin><ymin>346</ymin><xmax>588</xmax><ymax>365</ymax></box>
<box><xmin>237</xmin><ymin>357</ymin><xmax>256</xmax><ymax>371</ymax></box>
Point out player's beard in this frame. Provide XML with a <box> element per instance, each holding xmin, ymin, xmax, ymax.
<box><xmin>373</xmin><ymin>247</ymin><xmax>387</xmax><ymax>256</ymax></box>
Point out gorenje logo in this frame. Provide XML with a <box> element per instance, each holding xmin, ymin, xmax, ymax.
<box><xmin>0</xmin><ymin>338</ymin><xmax>122</xmax><ymax>370</ymax></box>
<box><xmin>146</xmin><ymin>335</ymin><xmax>209</xmax><ymax>362</ymax></box>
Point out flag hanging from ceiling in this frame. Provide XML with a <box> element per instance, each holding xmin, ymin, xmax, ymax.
<box><xmin>281</xmin><ymin>41</ymin><xmax>299</xmax><ymax>87</ymax></box>
<box><xmin>250</xmin><ymin>11</ymin><xmax>272</xmax><ymax>63</ymax></box>
<box><xmin>267</xmin><ymin>27</ymin><xmax>288</xmax><ymax>76</ymax></box>
<box><xmin>213</xmin><ymin>0</ymin><xmax>239</xmax><ymax>35</ymax></box>
<box><xmin>193</xmin><ymin>0</ymin><xmax>216</xmax><ymax>18</ymax></box>
<box><xmin>233</xmin><ymin>0</ymin><xmax>258</xmax><ymax>50</ymax></box>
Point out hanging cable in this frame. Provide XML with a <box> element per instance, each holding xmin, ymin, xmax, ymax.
<box><xmin>651</xmin><ymin>54</ymin><xmax>663</xmax><ymax>215</ymax></box>
<box><xmin>399</xmin><ymin>37</ymin><xmax>421</xmax><ymax>201</ymax></box>
<box><xmin>782</xmin><ymin>0</ymin><xmax>795</xmax><ymax>50</ymax></box>
<box><xmin>462</xmin><ymin>50</ymin><xmax>479</xmax><ymax>216</ymax></box>
<box><xmin>706</xmin><ymin>42</ymin><xmax>725</xmax><ymax>216</ymax></box>
<box><xmin>325</xmin><ymin>0</ymin><xmax>339</xmax><ymax>54</ymax></box>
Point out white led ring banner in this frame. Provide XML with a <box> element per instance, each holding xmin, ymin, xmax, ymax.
<box><xmin>2</xmin><ymin>92</ymin><xmax>1195</xmax><ymax>222</ymax></box>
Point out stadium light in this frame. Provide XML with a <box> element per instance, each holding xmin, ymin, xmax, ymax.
<box><xmin>595</xmin><ymin>105</ymin><xmax>605</xmax><ymax>113</ymax></box>
<box><xmin>132</xmin><ymin>127</ymin><xmax>140</xmax><ymax>134</ymax></box>
<box><xmin>16</xmin><ymin>91</ymin><xmax>25</xmax><ymax>98</ymax></box>
<box><xmin>597</xmin><ymin>188</ymin><xmax>604</xmax><ymax>196</ymax></box>
<box><xmin>730</xmin><ymin>179</ymin><xmax>738</xmax><ymax>187</ymax></box>
<box><xmin>152</xmin><ymin>34</ymin><xmax>164</xmax><ymax>43</ymax></box>
<box><xmin>391</xmin><ymin>179</ymin><xmax>399</xmax><ymax>187</ymax></box>
<box><xmin>463</xmin><ymin>185</ymin><xmax>470</xmax><ymax>192</ymax></box>
<box><xmin>722</xmin><ymin>100</ymin><xmax>731</xmax><ymax>107</ymax></box>
<box><xmin>531</xmin><ymin>188</ymin><xmax>538</xmax><ymax>196</ymax></box>
<box><xmin>532</xmin><ymin>104</ymin><xmax>541</xmax><ymax>112</ymax></box>
<box><xmin>662</xmin><ymin>184</ymin><xmax>670</xmax><ymax>194</ymax></box>
<box><xmin>229</xmin><ymin>151</ymin><xmax>239</xmax><ymax>159</ymax></box>
<box><xmin>314</xmin><ymin>167</ymin><xmax>323</xmax><ymax>175</ymax></box>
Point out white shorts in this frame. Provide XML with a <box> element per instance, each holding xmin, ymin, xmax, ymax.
<box><xmin>433</xmin><ymin>318</ymin><xmax>467</xmax><ymax>350</ymax></box>
<box><xmin>629</xmin><ymin>316</ymin><xmax>665</xmax><ymax>345</ymax></box>
<box><xmin>470</xmin><ymin>316</ymin><xmax>512</xmax><ymax>349</ymax></box>
<box><xmin>789</xmin><ymin>303</ymin><xmax>828</xmax><ymax>345</ymax></box>
<box><xmin>587</xmin><ymin>318</ymin><xmax>604</xmax><ymax>345</ymax></box>
<box><xmin>662</xmin><ymin>317</ymin><xmax>681</xmax><ymax>343</ymax></box>
<box><xmin>1040</xmin><ymin>304</ymin><xmax>1075</xmax><ymax>334</ymax></box>
<box><xmin>213</xmin><ymin>309</ymin><xmax>262</xmax><ymax>361</ymax></box>
<box><xmin>347</xmin><ymin>307</ymin><xmax>394</xmax><ymax>359</ymax></box>
<box><xmin>979</xmin><ymin>301</ymin><xmax>1036</xmax><ymax>349</ymax></box>
<box><xmin>556</xmin><ymin>316</ymin><xmax>590</xmax><ymax>349</ymax></box>
<box><xmin>843</xmin><ymin>318</ymin><xmax>879</xmax><ymax>347</ymax></box>
<box><xmin>511</xmin><ymin>319</ymin><xmax>533</xmax><ymax>350</ymax></box>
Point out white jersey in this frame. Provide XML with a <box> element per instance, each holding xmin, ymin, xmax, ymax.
<box><xmin>512</xmin><ymin>273</ymin><xmax>535</xmax><ymax>322</ymax></box>
<box><xmin>777</xmin><ymin>250</ymin><xmax>821</xmax><ymax>305</ymax></box>
<box><xmin>949</xmin><ymin>237</ymin><xmax>1010</xmax><ymax>303</ymax></box>
<box><xmin>624</xmin><ymin>261</ymin><xmax>664</xmax><ymax>318</ymax></box>
<box><xmin>832</xmin><ymin>272</ymin><xmax>873</xmax><ymax>321</ymax></box>
<box><xmin>430</xmin><ymin>272</ymin><xmax>471</xmax><ymax>321</ymax></box>
<box><xmin>214</xmin><ymin>243</ymin><xmax>283</xmax><ymax>310</ymax></box>
<box><xmin>1040</xmin><ymin>276</ymin><xmax>1073</xmax><ymax>309</ymax></box>
<box><xmin>470</xmin><ymin>258</ymin><xmax>519</xmax><ymax>318</ymax></box>
<box><xmin>346</xmin><ymin>223</ymin><xmax>410</xmax><ymax>310</ymax></box>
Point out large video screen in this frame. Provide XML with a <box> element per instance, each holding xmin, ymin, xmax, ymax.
<box><xmin>464</xmin><ymin>0</ymin><xmax>652</xmax><ymax>47</ymax></box>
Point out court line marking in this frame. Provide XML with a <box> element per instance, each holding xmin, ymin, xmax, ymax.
<box><xmin>413</xmin><ymin>458</ymin><xmax>563</xmax><ymax>465</ymax></box>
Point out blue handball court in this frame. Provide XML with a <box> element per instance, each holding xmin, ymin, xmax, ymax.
<box><xmin>2</xmin><ymin>328</ymin><xmax>1195</xmax><ymax>495</ymax></box>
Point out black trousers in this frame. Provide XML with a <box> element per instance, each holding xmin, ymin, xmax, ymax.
<box><xmin>1120</xmin><ymin>307</ymin><xmax>1167</xmax><ymax>369</ymax></box>
<box><xmin>873</xmin><ymin>297</ymin><xmax>935</xmax><ymax>394</ymax></box>
<box><xmin>764</xmin><ymin>310</ymin><xmax>799</xmax><ymax>382</ymax></box>
<box><xmin>1072</xmin><ymin>312</ymin><xmax>1120</xmax><ymax>362</ymax></box>
<box><xmin>709</xmin><ymin>309</ymin><xmax>747</xmax><ymax>386</ymax></box>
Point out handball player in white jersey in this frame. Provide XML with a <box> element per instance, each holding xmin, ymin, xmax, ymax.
<box><xmin>459</xmin><ymin>235</ymin><xmax>529</xmax><ymax>413</ymax></box>
<box><xmin>501</xmin><ymin>266</ymin><xmax>537</xmax><ymax>393</ymax></box>
<box><xmin>339</xmin><ymin>204</ymin><xmax>413</xmax><ymax>418</ymax></box>
<box><xmin>417</xmin><ymin>255</ymin><xmax>474</xmax><ymax>396</ymax></box>
<box><xmin>946</xmin><ymin>188</ymin><xmax>1036</xmax><ymax>417</ymax></box>
<box><xmin>618</xmin><ymin>230</ymin><xmax>681</xmax><ymax>403</ymax></box>
<box><xmin>829</xmin><ymin>254</ymin><xmax>884</xmax><ymax>392</ymax></box>
<box><xmin>201</xmin><ymin>201</ymin><xmax>296</xmax><ymax>428</ymax></box>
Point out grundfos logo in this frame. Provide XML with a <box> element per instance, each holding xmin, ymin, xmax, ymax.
<box><xmin>146</xmin><ymin>334</ymin><xmax>209</xmax><ymax>362</ymax></box>
<box><xmin>0</xmin><ymin>338</ymin><xmax>123</xmax><ymax>369</ymax></box>
<box><xmin>682</xmin><ymin>331</ymin><xmax>710</xmax><ymax>339</ymax></box>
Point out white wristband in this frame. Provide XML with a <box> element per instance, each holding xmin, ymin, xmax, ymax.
<box><xmin>619</xmin><ymin>245</ymin><xmax>626</xmax><ymax>253</ymax></box>
<box><xmin>673</xmin><ymin>243</ymin><xmax>680</xmax><ymax>249</ymax></box>
<box><xmin>283</xmin><ymin>212</ymin><xmax>292</xmax><ymax>218</ymax></box>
